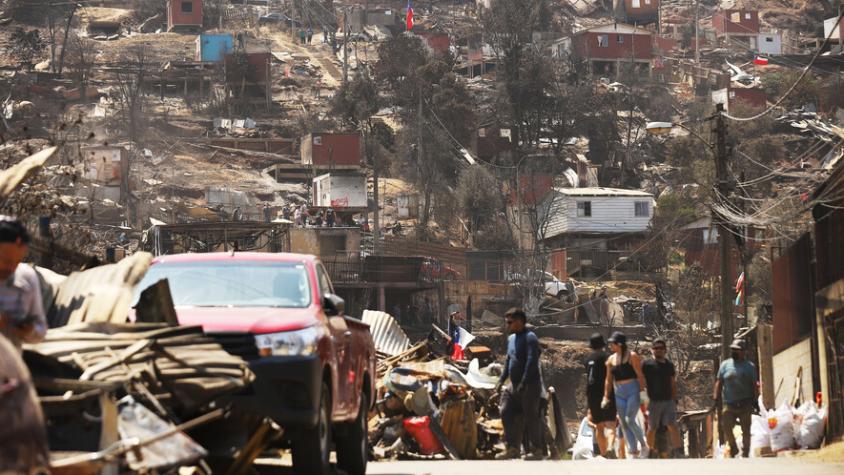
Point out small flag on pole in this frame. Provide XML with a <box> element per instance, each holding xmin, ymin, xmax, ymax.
<box><xmin>735</xmin><ymin>271</ymin><xmax>746</xmax><ymax>307</ymax></box>
<box><xmin>451</xmin><ymin>326</ymin><xmax>475</xmax><ymax>361</ymax></box>
<box><xmin>406</xmin><ymin>0</ymin><xmax>414</xmax><ymax>31</ymax></box>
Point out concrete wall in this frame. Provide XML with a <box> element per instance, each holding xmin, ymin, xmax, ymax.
<box><xmin>772</xmin><ymin>338</ymin><xmax>814</xmax><ymax>408</ymax></box>
<box><xmin>289</xmin><ymin>228</ymin><xmax>362</xmax><ymax>258</ymax></box>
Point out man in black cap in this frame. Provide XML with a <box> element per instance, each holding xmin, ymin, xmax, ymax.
<box><xmin>495</xmin><ymin>308</ymin><xmax>543</xmax><ymax>460</ymax></box>
<box><xmin>585</xmin><ymin>333</ymin><xmax>617</xmax><ymax>457</ymax></box>
<box><xmin>642</xmin><ymin>338</ymin><xmax>683</xmax><ymax>458</ymax></box>
<box><xmin>713</xmin><ymin>338</ymin><xmax>758</xmax><ymax>458</ymax></box>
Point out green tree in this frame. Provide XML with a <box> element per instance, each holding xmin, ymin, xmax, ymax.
<box><xmin>761</xmin><ymin>70</ymin><xmax>820</xmax><ymax>110</ymax></box>
<box><xmin>375</xmin><ymin>34</ymin><xmax>475</xmax><ymax>235</ymax></box>
<box><xmin>456</xmin><ymin>167</ymin><xmax>503</xmax><ymax>243</ymax></box>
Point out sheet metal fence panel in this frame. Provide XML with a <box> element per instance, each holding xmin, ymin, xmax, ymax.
<box><xmin>361</xmin><ymin>310</ymin><xmax>411</xmax><ymax>357</ymax></box>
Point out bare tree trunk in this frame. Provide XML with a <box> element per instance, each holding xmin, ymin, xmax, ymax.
<box><xmin>56</xmin><ymin>4</ymin><xmax>77</xmax><ymax>74</ymax></box>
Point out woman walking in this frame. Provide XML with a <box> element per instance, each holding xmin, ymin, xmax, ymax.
<box><xmin>602</xmin><ymin>331</ymin><xmax>649</xmax><ymax>458</ymax></box>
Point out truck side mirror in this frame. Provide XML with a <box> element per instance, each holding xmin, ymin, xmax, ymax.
<box><xmin>323</xmin><ymin>293</ymin><xmax>345</xmax><ymax>317</ymax></box>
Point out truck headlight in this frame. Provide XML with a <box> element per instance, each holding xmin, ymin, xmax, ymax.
<box><xmin>255</xmin><ymin>327</ymin><xmax>320</xmax><ymax>357</ymax></box>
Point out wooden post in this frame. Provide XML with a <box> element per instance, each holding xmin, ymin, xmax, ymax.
<box><xmin>757</xmin><ymin>322</ymin><xmax>775</xmax><ymax>409</ymax></box>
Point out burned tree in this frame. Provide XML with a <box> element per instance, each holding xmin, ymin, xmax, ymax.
<box><xmin>113</xmin><ymin>45</ymin><xmax>149</xmax><ymax>143</ymax></box>
<box><xmin>9</xmin><ymin>27</ymin><xmax>46</xmax><ymax>70</ymax></box>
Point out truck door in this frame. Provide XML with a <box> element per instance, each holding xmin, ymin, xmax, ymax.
<box><xmin>317</xmin><ymin>263</ymin><xmax>354</xmax><ymax>419</ymax></box>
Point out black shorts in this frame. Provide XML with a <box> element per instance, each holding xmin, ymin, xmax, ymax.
<box><xmin>588</xmin><ymin>394</ymin><xmax>617</xmax><ymax>424</ymax></box>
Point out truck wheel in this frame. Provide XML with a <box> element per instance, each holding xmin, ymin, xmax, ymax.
<box><xmin>336</xmin><ymin>392</ymin><xmax>368</xmax><ymax>475</ymax></box>
<box><xmin>292</xmin><ymin>382</ymin><xmax>331</xmax><ymax>475</ymax></box>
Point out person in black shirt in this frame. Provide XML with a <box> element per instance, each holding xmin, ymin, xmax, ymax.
<box><xmin>642</xmin><ymin>338</ymin><xmax>682</xmax><ymax>458</ymax></box>
<box><xmin>585</xmin><ymin>333</ymin><xmax>617</xmax><ymax>457</ymax></box>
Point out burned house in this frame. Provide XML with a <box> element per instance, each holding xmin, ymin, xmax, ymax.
<box><xmin>78</xmin><ymin>145</ymin><xmax>129</xmax><ymax>203</ymax></box>
<box><xmin>712</xmin><ymin>86</ymin><xmax>767</xmax><ymax>112</ymax></box>
<box><xmin>416</xmin><ymin>31</ymin><xmax>451</xmax><ymax>56</ymax></box>
<box><xmin>471</xmin><ymin>123</ymin><xmax>514</xmax><ymax>163</ymax></box>
<box><xmin>570</xmin><ymin>23</ymin><xmax>654</xmax><ymax>78</ymax></box>
<box><xmin>167</xmin><ymin>0</ymin><xmax>203</xmax><ymax>32</ymax></box>
<box><xmin>712</xmin><ymin>8</ymin><xmax>760</xmax><ymax>50</ymax></box>
<box><xmin>613</xmin><ymin>0</ymin><xmax>660</xmax><ymax>25</ymax></box>
<box><xmin>224</xmin><ymin>49</ymin><xmax>272</xmax><ymax>103</ymax></box>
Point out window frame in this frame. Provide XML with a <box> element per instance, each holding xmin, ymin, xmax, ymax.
<box><xmin>181</xmin><ymin>0</ymin><xmax>193</xmax><ymax>13</ymax></box>
<box><xmin>634</xmin><ymin>201</ymin><xmax>650</xmax><ymax>217</ymax></box>
<box><xmin>597</xmin><ymin>35</ymin><xmax>609</xmax><ymax>48</ymax></box>
<box><xmin>577</xmin><ymin>201</ymin><xmax>592</xmax><ymax>217</ymax></box>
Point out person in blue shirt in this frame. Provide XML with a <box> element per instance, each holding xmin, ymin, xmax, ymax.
<box><xmin>495</xmin><ymin>308</ymin><xmax>543</xmax><ymax>460</ymax></box>
<box><xmin>713</xmin><ymin>338</ymin><xmax>759</xmax><ymax>458</ymax></box>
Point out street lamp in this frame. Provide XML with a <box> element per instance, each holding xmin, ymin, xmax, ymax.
<box><xmin>646</xmin><ymin>105</ymin><xmax>735</xmax><ymax>363</ymax></box>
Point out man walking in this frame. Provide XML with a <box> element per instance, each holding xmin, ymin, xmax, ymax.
<box><xmin>713</xmin><ymin>339</ymin><xmax>758</xmax><ymax>458</ymax></box>
<box><xmin>642</xmin><ymin>338</ymin><xmax>683</xmax><ymax>458</ymax></box>
<box><xmin>0</xmin><ymin>217</ymin><xmax>46</xmax><ymax>351</ymax></box>
<box><xmin>496</xmin><ymin>308</ymin><xmax>543</xmax><ymax>460</ymax></box>
<box><xmin>585</xmin><ymin>333</ymin><xmax>617</xmax><ymax>457</ymax></box>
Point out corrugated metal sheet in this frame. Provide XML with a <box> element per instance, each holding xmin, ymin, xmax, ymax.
<box><xmin>0</xmin><ymin>146</ymin><xmax>57</xmax><ymax>199</ymax></box>
<box><xmin>362</xmin><ymin>310</ymin><xmax>411</xmax><ymax>356</ymax></box>
<box><xmin>49</xmin><ymin>252</ymin><xmax>153</xmax><ymax>327</ymax></box>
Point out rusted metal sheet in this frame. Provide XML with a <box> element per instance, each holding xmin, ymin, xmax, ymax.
<box><xmin>362</xmin><ymin>310</ymin><xmax>411</xmax><ymax>357</ymax></box>
<box><xmin>48</xmin><ymin>252</ymin><xmax>153</xmax><ymax>327</ymax></box>
<box><xmin>771</xmin><ymin>233</ymin><xmax>814</xmax><ymax>353</ymax></box>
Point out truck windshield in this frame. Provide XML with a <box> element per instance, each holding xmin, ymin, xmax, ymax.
<box><xmin>134</xmin><ymin>261</ymin><xmax>312</xmax><ymax>308</ymax></box>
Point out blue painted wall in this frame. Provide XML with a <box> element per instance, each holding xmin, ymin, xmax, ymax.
<box><xmin>197</xmin><ymin>34</ymin><xmax>234</xmax><ymax>62</ymax></box>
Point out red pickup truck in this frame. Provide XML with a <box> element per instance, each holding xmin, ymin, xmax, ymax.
<box><xmin>134</xmin><ymin>252</ymin><xmax>376</xmax><ymax>475</ymax></box>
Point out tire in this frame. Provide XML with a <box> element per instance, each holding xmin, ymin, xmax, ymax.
<box><xmin>292</xmin><ymin>382</ymin><xmax>331</xmax><ymax>475</ymax></box>
<box><xmin>336</xmin><ymin>392</ymin><xmax>368</xmax><ymax>475</ymax></box>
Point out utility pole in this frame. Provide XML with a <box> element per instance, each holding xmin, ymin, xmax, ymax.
<box><xmin>370</xmin><ymin>121</ymin><xmax>380</xmax><ymax>255</ymax></box>
<box><xmin>695</xmin><ymin>0</ymin><xmax>701</xmax><ymax>65</ymax></box>
<box><xmin>714</xmin><ymin>103</ymin><xmax>733</xmax><ymax>362</ymax></box>
<box><xmin>342</xmin><ymin>9</ymin><xmax>349</xmax><ymax>84</ymax></box>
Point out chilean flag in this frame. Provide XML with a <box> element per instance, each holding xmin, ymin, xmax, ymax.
<box><xmin>406</xmin><ymin>0</ymin><xmax>414</xmax><ymax>31</ymax></box>
<box><xmin>753</xmin><ymin>55</ymin><xmax>769</xmax><ymax>66</ymax></box>
<box><xmin>451</xmin><ymin>326</ymin><xmax>475</xmax><ymax>361</ymax></box>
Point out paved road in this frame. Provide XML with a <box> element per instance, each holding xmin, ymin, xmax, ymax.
<box><xmin>365</xmin><ymin>459</ymin><xmax>844</xmax><ymax>475</ymax></box>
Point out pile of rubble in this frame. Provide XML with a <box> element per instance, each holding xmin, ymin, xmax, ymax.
<box><xmin>364</xmin><ymin>311</ymin><xmax>570</xmax><ymax>461</ymax></box>
<box><xmin>1</xmin><ymin>252</ymin><xmax>258</xmax><ymax>474</ymax></box>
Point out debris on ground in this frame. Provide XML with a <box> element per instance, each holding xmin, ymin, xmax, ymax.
<box><xmin>368</xmin><ymin>312</ymin><xmax>570</xmax><ymax>461</ymax></box>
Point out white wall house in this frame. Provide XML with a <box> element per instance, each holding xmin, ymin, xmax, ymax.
<box><xmin>757</xmin><ymin>32</ymin><xmax>782</xmax><ymax>55</ymax></box>
<box><xmin>312</xmin><ymin>173</ymin><xmax>367</xmax><ymax>208</ymax></box>
<box><xmin>541</xmin><ymin>187</ymin><xmax>654</xmax><ymax>239</ymax></box>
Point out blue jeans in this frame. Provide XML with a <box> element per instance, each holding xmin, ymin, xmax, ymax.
<box><xmin>614</xmin><ymin>380</ymin><xmax>647</xmax><ymax>453</ymax></box>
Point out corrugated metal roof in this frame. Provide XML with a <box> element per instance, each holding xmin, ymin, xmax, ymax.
<box><xmin>553</xmin><ymin>187</ymin><xmax>653</xmax><ymax>197</ymax></box>
<box><xmin>361</xmin><ymin>310</ymin><xmax>411</xmax><ymax>357</ymax></box>
<box><xmin>49</xmin><ymin>252</ymin><xmax>153</xmax><ymax>327</ymax></box>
